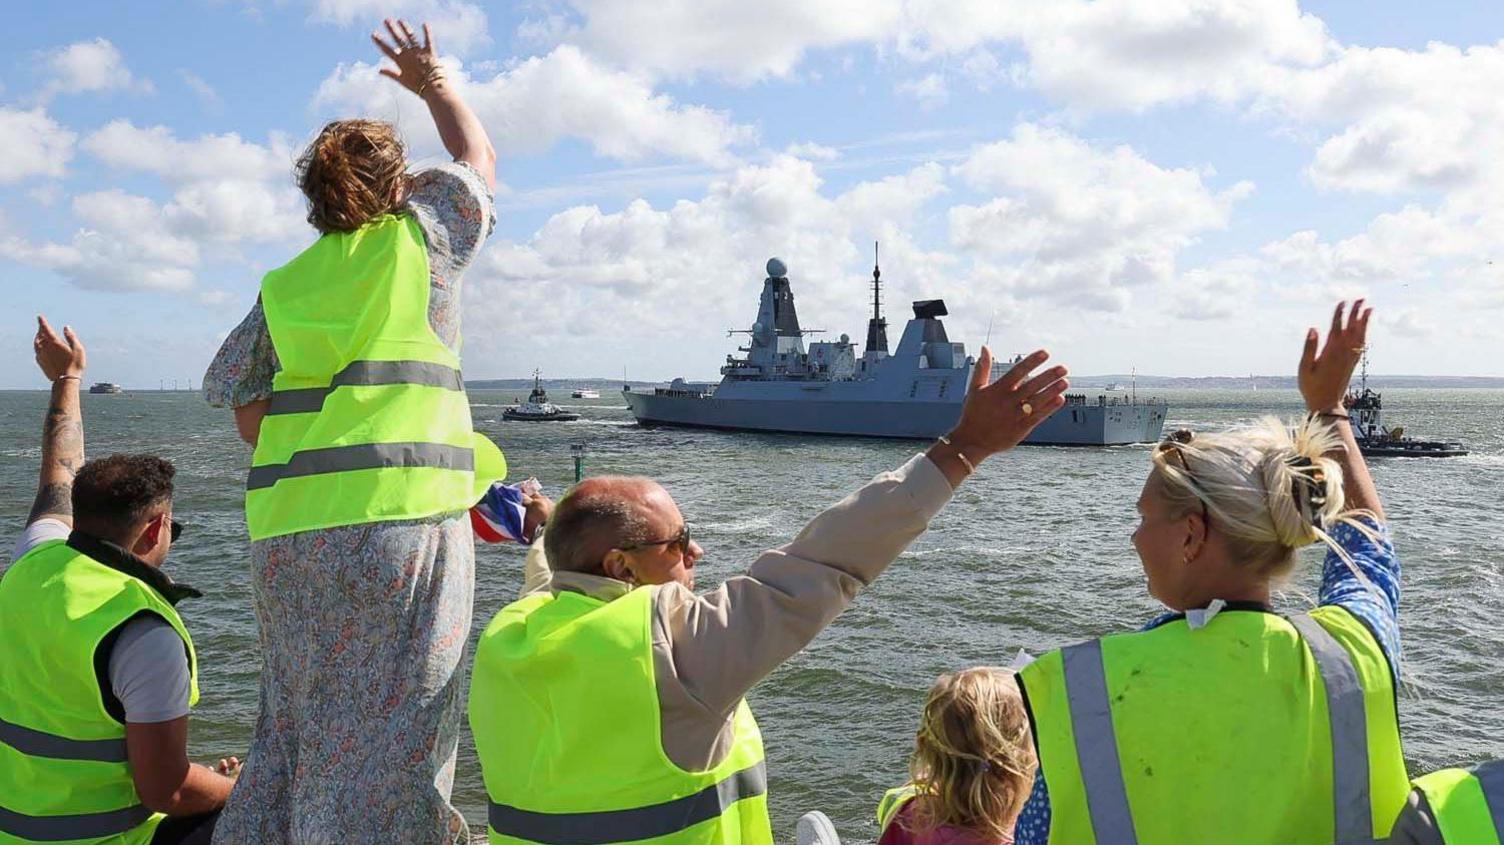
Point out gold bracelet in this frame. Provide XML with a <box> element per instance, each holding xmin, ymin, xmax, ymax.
<box><xmin>415</xmin><ymin>69</ymin><xmax>447</xmax><ymax>98</ymax></box>
<box><xmin>936</xmin><ymin>435</ymin><xmax>977</xmax><ymax>474</ymax></box>
<box><xmin>54</xmin><ymin>375</ymin><xmax>81</xmax><ymax>382</ymax></box>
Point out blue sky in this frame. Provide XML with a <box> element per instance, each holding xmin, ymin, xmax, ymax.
<box><xmin>4</xmin><ymin>0</ymin><xmax>1503</xmax><ymax>389</ymax></box>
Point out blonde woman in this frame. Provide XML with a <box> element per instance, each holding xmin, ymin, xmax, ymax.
<box><xmin>1011</xmin><ymin>301</ymin><xmax>1408</xmax><ymax>844</ymax></box>
<box><xmin>876</xmin><ymin>668</ymin><xmax>1038</xmax><ymax>845</ymax></box>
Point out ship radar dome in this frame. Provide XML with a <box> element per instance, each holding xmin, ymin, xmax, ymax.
<box><xmin>840</xmin><ymin>333</ymin><xmax>850</xmax><ymax>344</ymax></box>
<box><xmin>766</xmin><ymin>257</ymin><xmax>788</xmax><ymax>278</ymax></box>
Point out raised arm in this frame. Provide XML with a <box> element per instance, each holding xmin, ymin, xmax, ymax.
<box><xmin>661</xmin><ymin>347</ymin><xmax>1070</xmax><ymax>714</ymax></box>
<box><xmin>372</xmin><ymin>19</ymin><xmax>497</xmax><ymax>191</ymax></box>
<box><xmin>28</xmin><ymin>316</ymin><xmax>87</xmax><ymax>529</ymax></box>
<box><xmin>1299</xmin><ymin>299</ymin><xmax>1383</xmax><ymax>522</ymax></box>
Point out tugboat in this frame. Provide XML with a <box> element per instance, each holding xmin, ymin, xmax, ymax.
<box><xmin>503</xmin><ymin>371</ymin><xmax>580</xmax><ymax>422</ymax></box>
<box><xmin>88</xmin><ymin>382</ymin><xmax>124</xmax><ymax>394</ymax></box>
<box><xmin>1343</xmin><ymin>352</ymin><xmax>1466</xmax><ymax>457</ymax></box>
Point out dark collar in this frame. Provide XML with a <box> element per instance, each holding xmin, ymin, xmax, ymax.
<box><xmin>1163</xmin><ymin>599</ymin><xmax>1274</xmax><ymax>622</ymax></box>
<box><xmin>66</xmin><ymin>531</ymin><xmax>203</xmax><ymax>606</ymax></box>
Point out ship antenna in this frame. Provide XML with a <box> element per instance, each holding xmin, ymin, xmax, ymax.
<box><xmin>871</xmin><ymin>241</ymin><xmax>881</xmax><ymax>326</ymax></box>
<box><xmin>984</xmin><ymin>309</ymin><xmax>995</xmax><ymax>348</ymax></box>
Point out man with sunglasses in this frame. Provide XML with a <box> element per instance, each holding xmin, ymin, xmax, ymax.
<box><xmin>1</xmin><ymin>317</ymin><xmax>235</xmax><ymax>845</ymax></box>
<box><xmin>470</xmin><ymin>347</ymin><xmax>1071</xmax><ymax>845</ymax></box>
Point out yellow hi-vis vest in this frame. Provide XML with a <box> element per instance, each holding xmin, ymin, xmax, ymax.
<box><xmin>246</xmin><ymin>213</ymin><xmax>506</xmax><ymax>540</ymax></box>
<box><xmin>469</xmin><ymin>587</ymin><xmax>773</xmax><ymax>845</ymax></box>
<box><xmin>1391</xmin><ymin>762</ymin><xmax>1504</xmax><ymax>845</ymax></box>
<box><xmin>1018</xmin><ymin>606</ymin><xmax>1407</xmax><ymax>845</ymax></box>
<box><xmin>876</xmin><ymin>784</ymin><xmax>920</xmax><ymax>835</ymax></box>
<box><xmin>0</xmin><ymin>539</ymin><xmax>200</xmax><ymax>845</ymax></box>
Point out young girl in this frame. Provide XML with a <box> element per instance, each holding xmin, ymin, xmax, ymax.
<box><xmin>878</xmin><ymin>667</ymin><xmax>1038</xmax><ymax>845</ymax></box>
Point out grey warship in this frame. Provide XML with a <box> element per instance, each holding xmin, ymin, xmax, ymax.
<box><xmin>623</xmin><ymin>257</ymin><xmax>1168</xmax><ymax>445</ymax></box>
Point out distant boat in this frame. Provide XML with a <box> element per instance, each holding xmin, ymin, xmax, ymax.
<box><xmin>88</xmin><ymin>382</ymin><xmax>124</xmax><ymax>394</ymax></box>
<box><xmin>1103</xmin><ymin>382</ymin><xmax>1123</xmax><ymax>391</ymax></box>
<box><xmin>503</xmin><ymin>371</ymin><xmax>580</xmax><ymax>422</ymax></box>
<box><xmin>571</xmin><ymin>387</ymin><xmax>600</xmax><ymax>399</ymax></box>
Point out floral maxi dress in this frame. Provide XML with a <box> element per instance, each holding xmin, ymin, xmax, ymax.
<box><xmin>203</xmin><ymin>163</ymin><xmax>495</xmax><ymax>845</ymax></box>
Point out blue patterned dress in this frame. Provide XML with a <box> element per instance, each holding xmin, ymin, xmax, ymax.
<box><xmin>203</xmin><ymin>162</ymin><xmax>495</xmax><ymax>845</ymax></box>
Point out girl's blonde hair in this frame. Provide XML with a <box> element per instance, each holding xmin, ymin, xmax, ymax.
<box><xmin>1151</xmin><ymin>415</ymin><xmax>1380</xmax><ymax>583</ymax></box>
<box><xmin>906</xmin><ymin>667</ymin><xmax>1037</xmax><ymax>842</ymax></box>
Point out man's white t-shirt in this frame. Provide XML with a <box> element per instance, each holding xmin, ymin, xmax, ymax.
<box><xmin>11</xmin><ymin>519</ymin><xmax>192</xmax><ymax>724</ymax></box>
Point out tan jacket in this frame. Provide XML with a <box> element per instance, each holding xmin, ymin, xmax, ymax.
<box><xmin>519</xmin><ymin>453</ymin><xmax>954</xmax><ymax>770</ymax></box>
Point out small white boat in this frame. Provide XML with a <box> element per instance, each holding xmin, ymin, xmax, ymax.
<box><xmin>571</xmin><ymin>387</ymin><xmax>600</xmax><ymax>399</ymax></box>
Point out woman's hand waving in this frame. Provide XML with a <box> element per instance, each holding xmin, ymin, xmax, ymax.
<box><xmin>927</xmin><ymin>347</ymin><xmax>1069</xmax><ymax>487</ymax></box>
<box><xmin>1299</xmin><ymin>299</ymin><xmax>1371</xmax><ymax>414</ymax></box>
<box><xmin>371</xmin><ymin>19</ymin><xmax>444</xmax><ymax>97</ymax></box>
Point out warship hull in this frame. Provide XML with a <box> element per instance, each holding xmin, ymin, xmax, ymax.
<box><xmin>624</xmin><ymin>388</ymin><xmax>1166</xmax><ymax>445</ymax></box>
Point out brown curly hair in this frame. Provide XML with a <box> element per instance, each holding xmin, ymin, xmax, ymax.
<box><xmin>905</xmin><ymin>667</ymin><xmax>1037</xmax><ymax>842</ymax></box>
<box><xmin>296</xmin><ymin>119</ymin><xmax>410</xmax><ymax>234</ymax></box>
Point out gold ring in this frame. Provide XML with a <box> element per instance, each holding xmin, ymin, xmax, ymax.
<box><xmin>1021</xmin><ymin>402</ymin><xmax>1034</xmax><ymax>416</ymax></box>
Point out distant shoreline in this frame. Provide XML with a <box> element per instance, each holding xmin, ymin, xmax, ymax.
<box><xmin>463</xmin><ymin>375</ymin><xmax>1504</xmax><ymax>390</ymax></box>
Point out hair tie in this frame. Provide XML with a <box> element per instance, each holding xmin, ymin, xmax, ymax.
<box><xmin>1285</xmin><ymin>455</ymin><xmax>1327</xmax><ymax>530</ymax></box>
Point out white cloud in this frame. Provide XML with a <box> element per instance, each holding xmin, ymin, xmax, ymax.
<box><xmin>311</xmin><ymin>0</ymin><xmax>491</xmax><ymax>55</ymax></box>
<box><xmin>558</xmin><ymin>0</ymin><xmax>904</xmax><ymax>83</ymax></box>
<box><xmin>948</xmin><ymin>124</ymin><xmax>1253</xmax><ymax>309</ymax></box>
<box><xmin>179</xmin><ymin>70</ymin><xmax>221</xmax><ymax>108</ymax></box>
<box><xmin>82</xmin><ymin>120</ymin><xmax>294</xmax><ymax>184</ymax></box>
<box><xmin>313</xmin><ymin>46</ymin><xmax>756</xmax><ymax>166</ymax></box>
<box><xmin>460</xmin><ymin>153</ymin><xmax>959</xmax><ymax>375</ymax></box>
<box><xmin>3</xmin><ymin>124</ymin><xmax>306</xmax><ymax>292</ymax></box>
<box><xmin>784</xmin><ymin>142</ymin><xmax>840</xmax><ymax>161</ymax></box>
<box><xmin>0</xmin><ymin>191</ymin><xmax>199</xmax><ymax>292</ymax></box>
<box><xmin>0</xmin><ymin>107</ymin><xmax>76</xmax><ymax>183</ymax></box>
<box><xmin>42</xmin><ymin>38</ymin><xmax>146</xmax><ymax>100</ymax></box>
<box><xmin>896</xmin><ymin>73</ymin><xmax>948</xmax><ymax>109</ymax></box>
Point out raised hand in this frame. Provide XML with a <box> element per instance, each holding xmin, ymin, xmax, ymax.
<box><xmin>371</xmin><ymin>18</ymin><xmax>443</xmax><ymax>97</ymax></box>
<box><xmin>949</xmin><ymin>347</ymin><xmax>1069</xmax><ymax>460</ymax></box>
<box><xmin>34</xmin><ymin>315</ymin><xmax>86</xmax><ymax>382</ymax></box>
<box><xmin>1299</xmin><ymin>299</ymin><xmax>1372</xmax><ymax>413</ymax></box>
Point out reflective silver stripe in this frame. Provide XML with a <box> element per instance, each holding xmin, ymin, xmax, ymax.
<box><xmin>0</xmin><ymin>716</ymin><xmax>127</xmax><ymax>763</ymax></box>
<box><xmin>0</xmin><ymin>803</ymin><xmax>151</xmax><ymax>841</ymax></box>
<box><xmin>247</xmin><ymin>442</ymin><xmax>473</xmax><ymax>491</ymax></box>
<box><xmin>266</xmin><ymin>360</ymin><xmax>464</xmax><ymax>416</ymax></box>
<box><xmin>488</xmin><ymin>761</ymin><xmax>766</xmax><ymax>845</ymax></box>
<box><xmin>1288</xmin><ymin>612</ymin><xmax>1372</xmax><ymax>842</ymax></box>
<box><xmin>1476</xmin><ymin>759</ymin><xmax>1504</xmax><ymax>834</ymax></box>
<box><xmin>1061</xmin><ymin>640</ymin><xmax>1140</xmax><ymax>845</ymax></box>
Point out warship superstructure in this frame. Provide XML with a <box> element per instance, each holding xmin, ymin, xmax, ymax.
<box><xmin>623</xmin><ymin>257</ymin><xmax>1168</xmax><ymax>445</ymax></box>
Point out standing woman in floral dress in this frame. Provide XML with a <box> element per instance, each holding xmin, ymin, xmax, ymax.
<box><xmin>204</xmin><ymin>19</ymin><xmax>505</xmax><ymax>844</ymax></box>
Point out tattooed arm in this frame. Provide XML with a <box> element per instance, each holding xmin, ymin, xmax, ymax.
<box><xmin>30</xmin><ymin>316</ymin><xmax>87</xmax><ymax>528</ymax></box>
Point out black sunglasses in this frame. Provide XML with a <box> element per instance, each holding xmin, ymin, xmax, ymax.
<box><xmin>1156</xmin><ymin>430</ymin><xmax>1211</xmax><ymax>526</ymax></box>
<box><xmin>620</xmin><ymin>525</ymin><xmax>692</xmax><ymax>555</ymax></box>
<box><xmin>170</xmin><ymin>519</ymin><xmax>184</xmax><ymax>543</ymax></box>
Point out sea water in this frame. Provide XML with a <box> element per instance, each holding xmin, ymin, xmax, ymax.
<box><xmin>2</xmin><ymin>388</ymin><xmax>1501</xmax><ymax>842</ymax></box>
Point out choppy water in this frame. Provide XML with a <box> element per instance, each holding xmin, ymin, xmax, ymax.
<box><xmin>2</xmin><ymin>388</ymin><xmax>1502</xmax><ymax>842</ymax></box>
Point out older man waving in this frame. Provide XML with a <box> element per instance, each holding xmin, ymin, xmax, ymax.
<box><xmin>468</xmin><ymin>347</ymin><xmax>1070</xmax><ymax>845</ymax></box>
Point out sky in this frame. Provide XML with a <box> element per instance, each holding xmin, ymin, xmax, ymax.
<box><xmin>3</xmin><ymin>0</ymin><xmax>1503</xmax><ymax>389</ymax></box>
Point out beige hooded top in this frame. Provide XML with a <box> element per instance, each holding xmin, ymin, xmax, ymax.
<box><xmin>517</xmin><ymin>452</ymin><xmax>955</xmax><ymax>770</ymax></box>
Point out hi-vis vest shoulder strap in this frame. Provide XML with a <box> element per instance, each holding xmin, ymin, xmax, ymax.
<box><xmin>876</xmin><ymin>784</ymin><xmax>920</xmax><ymax>833</ymax></box>
<box><xmin>469</xmin><ymin>587</ymin><xmax>773</xmax><ymax>845</ymax></box>
<box><xmin>0</xmin><ymin>540</ymin><xmax>199</xmax><ymax>845</ymax></box>
<box><xmin>1397</xmin><ymin>762</ymin><xmax>1504</xmax><ymax>845</ymax></box>
<box><xmin>246</xmin><ymin>213</ymin><xmax>505</xmax><ymax>540</ymax></box>
<box><xmin>1018</xmin><ymin>607</ymin><xmax>1407</xmax><ymax>845</ymax></box>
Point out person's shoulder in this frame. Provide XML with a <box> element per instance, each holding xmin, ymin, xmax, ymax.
<box><xmin>409</xmin><ymin>161</ymin><xmax>492</xmax><ymax>204</ymax></box>
<box><xmin>10</xmin><ymin>518</ymin><xmax>71</xmax><ymax>563</ymax></box>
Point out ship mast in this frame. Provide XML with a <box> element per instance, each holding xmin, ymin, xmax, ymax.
<box><xmin>864</xmin><ymin>241</ymin><xmax>889</xmax><ymax>354</ymax></box>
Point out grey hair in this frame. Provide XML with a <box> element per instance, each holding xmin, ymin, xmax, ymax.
<box><xmin>1152</xmin><ymin>416</ymin><xmax>1381</xmax><ymax>587</ymax></box>
<box><xmin>545</xmin><ymin>479</ymin><xmax>654</xmax><ymax>576</ymax></box>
